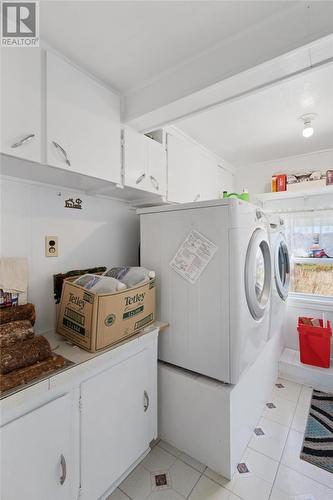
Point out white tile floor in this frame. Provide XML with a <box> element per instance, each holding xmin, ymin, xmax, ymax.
<box><xmin>108</xmin><ymin>378</ymin><xmax>333</xmax><ymax>500</ymax></box>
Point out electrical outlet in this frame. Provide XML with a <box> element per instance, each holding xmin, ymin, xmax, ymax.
<box><xmin>45</xmin><ymin>236</ymin><xmax>58</xmax><ymax>257</ymax></box>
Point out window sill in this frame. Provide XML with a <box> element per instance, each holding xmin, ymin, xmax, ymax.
<box><xmin>288</xmin><ymin>292</ymin><xmax>333</xmax><ymax>311</ymax></box>
<box><xmin>292</xmin><ymin>257</ymin><xmax>333</xmax><ymax>265</ymax></box>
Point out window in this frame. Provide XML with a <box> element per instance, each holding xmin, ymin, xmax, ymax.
<box><xmin>285</xmin><ymin>212</ymin><xmax>333</xmax><ymax>297</ymax></box>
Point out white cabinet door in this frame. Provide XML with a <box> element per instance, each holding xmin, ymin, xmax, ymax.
<box><xmin>123</xmin><ymin>128</ymin><xmax>166</xmax><ymax>196</ymax></box>
<box><xmin>167</xmin><ymin>133</ymin><xmax>200</xmax><ymax>203</ymax></box>
<box><xmin>80</xmin><ymin>349</ymin><xmax>151</xmax><ymax>500</ymax></box>
<box><xmin>0</xmin><ymin>393</ymin><xmax>76</xmax><ymax>500</ymax></box>
<box><xmin>46</xmin><ymin>51</ymin><xmax>121</xmax><ymax>183</ymax></box>
<box><xmin>147</xmin><ymin>137</ymin><xmax>167</xmax><ymax>197</ymax></box>
<box><xmin>1</xmin><ymin>48</ymin><xmax>41</xmax><ymax>162</ymax></box>
<box><xmin>123</xmin><ymin>127</ymin><xmax>148</xmax><ymax>189</ymax></box>
<box><xmin>199</xmin><ymin>151</ymin><xmax>220</xmax><ymax>201</ymax></box>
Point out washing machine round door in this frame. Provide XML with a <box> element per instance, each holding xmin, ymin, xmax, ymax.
<box><xmin>275</xmin><ymin>234</ymin><xmax>290</xmax><ymax>300</ymax></box>
<box><xmin>245</xmin><ymin>228</ymin><xmax>272</xmax><ymax>320</ymax></box>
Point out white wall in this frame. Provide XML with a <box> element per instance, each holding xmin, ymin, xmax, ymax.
<box><xmin>252</xmin><ymin>167</ymin><xmax>333</xmax><ymax>357</ymax></box>
<box><xmin>283</xmin><ymin>298</ymin><xmax>333</xmax><ymax>354</ymax></box>
<box><xmin>235</xmin><ymin>148</ymin><xmax>333</xmax><ymax>195</ymax></box>
<box><xmin>0</xmin><ymin>176</ymin><xmax>140</xmax><ymax>334</ymax></box>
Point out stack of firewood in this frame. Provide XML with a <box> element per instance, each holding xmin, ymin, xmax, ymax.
<box><xmin>0</xmin><ymin>304</ymin><xmax>67</xmax><ymax>393</ymax></box>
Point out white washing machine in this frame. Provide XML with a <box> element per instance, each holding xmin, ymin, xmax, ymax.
<box><xmin>268</xmin><ymin>215</ymin><xmax>290</xmax><ymax>339</ymax></box>
<box><xmin>139</xmin><ymin>198</ymin><xmax>272</xmax><ymax>384</ymax></box>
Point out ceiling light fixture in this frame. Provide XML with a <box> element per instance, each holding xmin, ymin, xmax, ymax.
<box><xmin>299</xmin><ymin>113</ymin><xmax>317</xmax><ymax>138</ymax></box>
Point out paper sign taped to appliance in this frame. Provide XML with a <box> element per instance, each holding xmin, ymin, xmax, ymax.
<box><xmin>170</xmin><ymin>230</ymin><xmax>218</xmax><ymax>284</ymax></box>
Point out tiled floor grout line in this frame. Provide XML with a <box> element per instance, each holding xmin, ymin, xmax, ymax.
<box><xmin>134</xmin><ymin>445</ymin><xmax>202</xmax><ymax>499</ymax></box>
<box><xmin>267</xmin><ymin>380</ymin><xmax>304</xmax><ymax>500</ymax></box>
<box><xmin>115</xmin><ymin>380</ymin><xmax>331</xmax><ymax>500</ymax></box>
<box><xmin>271</xmin><ymin>383</ymin><xmax>333</xmax><ymax>492</ymax></box>
<box><xmin>154</xmin><ymin>442</ymin><xmax>206</xmax><ymax>474</ymax></box>
<box><xmin>118</xmin><ymin>485</ymin><xmax>132</xmax><ymax>499</ymax></box>
<box><xmin>186</xmin><ymin>467</ymin><xmax>207</xmax><ymax>499</ymax></box>
<box><xmin>192</xmin><ymin>382</ymin><xmax>298</xmax><ymax>498</ymax></box>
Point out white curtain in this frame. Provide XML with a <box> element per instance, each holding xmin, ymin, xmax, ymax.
<box><xmin>283</xmin><ymin>210</ymin><xmax>333</xmax><ymax>259</ymax></box>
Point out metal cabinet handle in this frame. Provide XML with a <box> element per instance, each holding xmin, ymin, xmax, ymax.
<box><xmin>193</xmin><ymin>193</ymin><xmax>200</xmax><ymax>202</ymax></box>
<box><xmin>11</xmin><ymin>133</ymin><xmax>35</xmax><ymax>148</ymax></box>
<box><xmin>150</xmin><ymin>175</ymin><xmax>159</xmax><ymax>191</ymax></box>
<box><xmin>52</xmin><ymin>141</ymin><xmax>71</xmax><ymax>167</ymax></box>
<box><xmin>143</xmin><ymin>390</ymin><xmax>149</xmax><ymax>412</ymax></box>
<box><xmin>59</xmin><ymin>454</ymin><xmax>67</xmax><ymax>485</ymax></box>
<box><xmin>136</xmin><ymin>173</ymin><xmax>146</xmax><ymax>184</ymax></box>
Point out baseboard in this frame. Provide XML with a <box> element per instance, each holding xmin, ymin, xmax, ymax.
<box><xmin>279</xmin><ymin>348</ymin><xmax>333</xmax><ymax>392</ymax></box>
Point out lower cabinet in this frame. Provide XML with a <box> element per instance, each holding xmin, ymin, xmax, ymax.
<box><xmin>80</xmin><ymin>348</ymin><xmax>152</xmax><ymax>500</ymax></box>
<box><xmin>0</xmin><ymin>330</ymin><xmax>158</xmax><ymax>500</ymax></box>
<box><xmin>0</xmin><ymin>393</ymin><xmax>77</xmax><ymax>500</ymax></box>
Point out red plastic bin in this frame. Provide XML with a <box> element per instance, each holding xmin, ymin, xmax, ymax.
<box><xmin>297</xmin><ymin>318</ymin><xmax>332</xmax><ymax>368</ymax></box>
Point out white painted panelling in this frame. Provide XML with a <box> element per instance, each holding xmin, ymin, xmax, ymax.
<box><xmin>234</xmin><ymin>149</ymin><xmax>333</xmax><ymax>194</ymax></box>
<box><xmin>39</xmin><ymin>2</ymin><xmax>298</xmax><ymax>94</ymax></box>
<box><xmin>0</xmin><ymin>176</ymin><xmax>139</xmax><ymax>333</ymax></box>
<box><xmin>178</xmin><ymin>63</ymin><xmax>333</xmax><ymax>168</ymax></box>
<box><xmin>124</xmin><ymin>7</ymin><xmax>333</xmax><ymax>125</ymax></box>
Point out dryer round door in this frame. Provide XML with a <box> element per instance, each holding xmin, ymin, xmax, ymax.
<box><xmin>275</xmin><ymin>234</ymin><xmax>290</xmax><ymax>300</ymax></box>
<box><xmin>245</xmin><ymin>228</ymin><xmax>272</xmax><ymax>320</ymax></box>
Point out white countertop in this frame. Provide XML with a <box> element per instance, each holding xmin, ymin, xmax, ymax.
<box><xmin>1</xmin><ymin>321</ymin><xmax>167</xmax><ymax>400</ymax></box>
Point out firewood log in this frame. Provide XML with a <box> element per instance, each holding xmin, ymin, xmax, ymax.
<box><xmin>0</xmin><ymin>354</ymin><xmax>67</xmax><ymax>393</ymax></box>
<box><xmin>0</xmin><ymin>336</ymin><xmax>52</xmax><ymax>374</ymax></box>
<box><xmin>0</xmin><ymin>320</ymin><xmax>34</xmax><ymax>347</ymax></box>
<box><xmin>0</xmin><ymin>303</ymin><xmax>36</xmax><ymax>325</ymax></box>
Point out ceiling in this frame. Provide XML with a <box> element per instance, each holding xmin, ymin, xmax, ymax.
<box><xmin>40</xmin><ymin>1</ymin><xmax>298</xmax><ymax>93</ymax></box>
<box><xmin>176</xmin><ymin>63</ymin><xmax>333</xmax><ymax>167</ymax></box>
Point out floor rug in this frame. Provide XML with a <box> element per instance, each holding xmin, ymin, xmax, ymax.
<box><xmin>300</xmin><ymin>389</ymin><xmax>333</xmax><ymax>474</ymax></box>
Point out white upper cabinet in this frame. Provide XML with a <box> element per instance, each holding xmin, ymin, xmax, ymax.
<box><xmin>198</xmin><ymin>150</ymin><xmax>220</xmax><ymax>201</ymax></box>
<box><xmin>167</xmin><ymin>132</ymin><xmax>234</xmax><ymax>203</ymax></box>
<box><xmin>1</xmin><ymin>393</ymin><xmax>77</xmax><ymax>500</ymax></box>
<box><xmin>199</xmin><ymin>153</ymin><xmax>234</xmax><ymax>200</ymax></box>
<box><xmin>1</xmin><ymin>48</ymin><xmax>42</xmax><ymax>163</ymax></box>
<box><xmin>123</xmin><ymin>127</ymin><xmax>149</xmax><ymax>189</ymax></box>
<box><xmin>147</xmin><ymin>136</ymin><xmax>167</xmax><ymax>196</ymax></box>
<box><xmin>167</xmin><ymin>133</ymin><xmax>201</xmax><ymax>203</ymax></box>
<box><xmin>123</xmin><ymin>127</ymin><xmax>166</xmax><ymax>197</ymax></box>
<box><xmin>46</xmin><ymin>51</ymin><xmax>121</xmax><ymax>183</ymax></box>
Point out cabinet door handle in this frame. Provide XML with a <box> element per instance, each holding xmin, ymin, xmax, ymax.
<box><xmin>143</xmin><ymin>390</ymin><xmax>149</xmax><ymax>412</ymax></box>
<box><xmin>193</xmin><ymin>193</ymin><xmax>200</xmax><ymax>202</ymax></box>
<box><xmin>150</xmin><ymin>175</ymin><xmax>159</xmax><ymax>191</ymax></box>
<box><xmin>136</xmin><ymin>173</ymin><xmax>146</xmax><ymax>184</ymax></box>
<box><xmin>59</xmin><ymin>454</ymin><xmax>67</xmax><ymax>485</ymax></box>
<box><xmin>11</xmin><ymin>133</ymin><xmax>35</xmax><ymax>149</ymax></box>
<box><xmin>52</xmin><ymin>141</ymin><xmax>71</xmax><ymax>167</ymax></box>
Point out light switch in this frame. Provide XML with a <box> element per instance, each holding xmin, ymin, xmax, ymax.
<box><xmin>45</xmin><ymin>236</ymin><xmax>58</xmax><ymax>257</ymax></box>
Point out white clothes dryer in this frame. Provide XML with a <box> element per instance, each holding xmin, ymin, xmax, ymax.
<box><xmin>139</xmin><ymin>199</ymin><xmax>272</xmax><ymax>384</ymax></box>
<box><xmin>268</xmin><ymin>215</ymin><xmax>290</xmax><ymax>339</ymax></box>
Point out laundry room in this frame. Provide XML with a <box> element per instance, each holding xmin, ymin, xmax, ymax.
<box><xmin>0</xmin><ymin>2</ymin><xmax>332</xmax><ymax>500</ymax></box>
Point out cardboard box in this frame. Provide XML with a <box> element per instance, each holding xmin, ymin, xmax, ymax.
<box><xmin>287</xmin><ymin>178</ymin><xmax>326</xmax><ymax>192</ymax></box>
<box><xmin>276</xmin><ymin>174</ymin><xmax>287</xmax><ymax>192</ymax></box>
<box><xmin>57</xmin><ymin>278</ymin><xmax>156</xmax><ymax>352</ymax></box>
<box><xmin>286</xmin><ymin>171</ymin><xmax>327</xmax><ymax>192</ymax></box>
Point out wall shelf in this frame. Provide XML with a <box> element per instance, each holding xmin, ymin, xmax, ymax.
<box><xmin>253</xmin><ymin>185</ymin><xmax>333</xmax><ymax>213</ymax></box>
<box><xmin>254</xmin><ymin>185</ymin><xmax>333</xmax><ymax>202</ymax></box>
